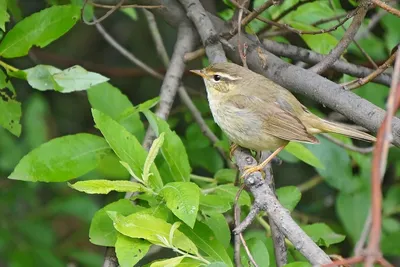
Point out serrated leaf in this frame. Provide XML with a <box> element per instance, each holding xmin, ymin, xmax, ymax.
<box><xmin>24</xmin><ymin>65</ymin><xmax>109</xmax><ymax>92</ymax></box>
<box><xmin>160</xmin><ymin>182</ymin><xmax>200</xmax><ymax>228</ymax></box>
<box><xmin>9</xmin><ymin>133</ymin><xmax>110</xmax><ymax>182</ymax></box>
<box><xmin>69</xmin><ymin>179</ymin><xmax>145</xmax><ymax>194</ymax></box>
<box><xmin>92</xmin><ymin>109</ymin><xmax>163</xmax><ymax>190</ymax></box>
<box><xmin>150</xmin><ymin>256</ymin><xmax>185</xmax><ymax>267</ymax></box>
<box><xmin>302</xmin><ymin>223</ymin><xmax>345</xmax><ymax>247</ymax></box>
<box><xmin>143</xmin><ymin>133</ymin><xmax>164</xmax><ymax>185</ymax></box>
<box><xmin>179</xmin><ymin>222</ymin><xmax>233</xmax><ymax>267</ymax></box>
<box><xmin>116</xmin><ymin>234</ymin><xmax>151</xmax><ymax>267</ymax></box>
<box><xmin>276</xmin><ymin>186</ymin><xmax>301</xmax><ymax>212</ymax></box>
<box><xmin>0</xmin><ymin>5</ymin><xmax>80</xmax><ymax>58</ymax></box>
<box><xmin>87</xmin><ymin>82</ymin><xmax>144</xmax><ymax>140</ymax></box>
<box><xmin>202</xmin><ymin>212</ymin><xmax>231</xmax><ymax>248</ymax></box>
<box><xmin>285</xmin><ymin>142</ymin><xmax>324</xmax><ymax>169</ymax></box>
<box><xmin>0</xmin><ymin>0</ymin><xmax>10</xmax><ymax>31</ymax></box>
<box><xmin>143</xmin><ymin>110</ymin><xmax>191</xmax><ymax>182</ymax></box>
<box><xmin>108</xmin><ymin>212</ymin><xmax>198</xmax><ymax>255</ymax></box>
<box><xmin>240</xmin><ymin>238</ymin><xmax>269</xmax><ymax>267</ymax></box>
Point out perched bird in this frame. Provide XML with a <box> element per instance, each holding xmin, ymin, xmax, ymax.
<box><xmin>190</xmin><ymin>62</ymin><xmax>376</xmax><ymax>177</ymax></box>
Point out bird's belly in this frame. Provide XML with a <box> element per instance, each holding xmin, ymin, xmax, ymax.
<box><xmin>209</xmin><ymin>100</ymin><xmax>286</xmax><ymax>151</ymax></box>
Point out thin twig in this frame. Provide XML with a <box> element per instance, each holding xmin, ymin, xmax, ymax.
<box><xmin>354</xmin><ymin>212</ymin><xmax>372</xmax><ymax>255</ymax></box>
<box><xmin>82</xmin><ymin>0</ymin><xmax>125</xmax><ymax>25</ymax></box>
<box><xmin>143</xmin><ymin>7</ymin><xmax>229</xmax><ymax>162</ymax></box>
<box><xmin>237</xmin><ymin>2</ymin><xmax>248</xmax><ymax>68</ymax></box>
<box><xmin>365</xmin><ymin>46</ymin><xmax>400</xmax><ymax>267</ymax></box>
<box><xmin>342</xmin><ymin>51</ymin><xmax>397</xmax><ymax>90</ymax></box>
<box><xmin>90</xmin><ymin>1</ymin><xmax>162</xmax><ymax>9</ymax></box>
<box><xmin>309</xmin><ymin>1</ymin><xmax>369</xmax><ymax>74</ymax></box>
<box><xmin>321</xmin><ymin>134</ymin><xmax>374</xmax><ymax>154</ymax></box>
<box><xmin>371</xmin><ymin>0</ymin><xmax>400</xmax><ymax>17</ymax></box>
<box><xmin>297</xmin><ymin>176</ymin><xmax>324</xmax><ymax>193</ymax></box>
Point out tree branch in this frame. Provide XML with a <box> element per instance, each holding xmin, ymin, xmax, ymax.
<box><xmin>371</xmin><ymin>0</ymin><xmax>400</xmax><ymax>17</ymax></box>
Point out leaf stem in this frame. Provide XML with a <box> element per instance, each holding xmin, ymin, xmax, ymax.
<box><xmin>0</xmin><ymin>60</ymin><xmax>19</xmax><ymax>72</ymax></box>
<box><xmin>190</xmin><ymin>174</ymin><xmax>216</xmax><ymax>183</ymax></box>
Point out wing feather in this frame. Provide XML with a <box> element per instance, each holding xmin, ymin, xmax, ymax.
<box><xmin>226</xmin><ymin>94</ymin><xmax>319</xmax><ymax>143</ymax></box>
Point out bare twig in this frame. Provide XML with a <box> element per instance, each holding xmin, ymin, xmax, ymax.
<box><xmin>371</xmin><ymin>0</ymin><xmax>400</xmax><ymax>17</ymax></box>
<box><xmin>297</xmin><ymin>175</ymin><xmax>324</xmax><ymax>193</ymax></box>
<box><xmin>239</xmin><ymin>0</ymin><xmax>273</xmax><ymax>27</ymax></box>
<box><xmin>309</xmin><ymin>1</ymin><xmax>369</xmax><ymax>74</ymax></box>
<box><xmin>82</xmin><ymin>0</ymin><xmax>125</xmax><ymax>25</ymax></box>
<box><xmin>321</xmin><ymin>134</ymin><xmax>374</xmax><ymax>154</ymax></box>
<box><xmin>365</xmin><ymin>46</ymin><xmax>400</xmax><ymax>267</ymax></box>
<box><xmin>90</xmin><ymin>1</ymin><xmax>162</xmax><ymax>9</ymax></box>
<box><xmin>342</xmin><ymin>51</ymin><xmax>397</xmax><ymax>90</ymax></box>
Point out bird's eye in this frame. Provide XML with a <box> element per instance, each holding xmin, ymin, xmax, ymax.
<box><xmin>213</xmin><ymin>75</ymin><xmax>221</xmax><ymax>82</ymax></box>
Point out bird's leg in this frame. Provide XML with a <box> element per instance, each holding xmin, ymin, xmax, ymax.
<box><xmin>229</xmin><ymin>143</ymin><xmax>239</xmax><ymax>159</ymax></box>
<box><xmin>241</xmin><ymin>146</ymin><xmax>286</xmax><ymax>178</ymax></box>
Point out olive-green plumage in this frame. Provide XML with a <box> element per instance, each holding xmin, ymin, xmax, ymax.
<box><xmin>191</xmin><ymin>62</ymin><xmax>375</xmax><ymax>152</ymax></box>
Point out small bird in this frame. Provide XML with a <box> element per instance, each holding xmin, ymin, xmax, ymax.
<box><xmin>190</xmin><ymin>62</ymin><xmax>376</xmax><ymax>177</ymax></box>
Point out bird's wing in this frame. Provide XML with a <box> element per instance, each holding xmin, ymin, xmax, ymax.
<box><xmin>226</xmin><ymin>94</ymin><xmax>319</xmax><ymax>143</ymax></box>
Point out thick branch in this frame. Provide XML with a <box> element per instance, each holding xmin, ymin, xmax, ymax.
<box><xmin>233</xmin><ymin>148</ymin><xmax>331</xmax><ymax>265</ymax></box>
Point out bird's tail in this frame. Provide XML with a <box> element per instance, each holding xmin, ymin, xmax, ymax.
<box><xmin>316</xmin><ymin>118</ymin><xmax>376</xmax><ymax>142</ymax></box>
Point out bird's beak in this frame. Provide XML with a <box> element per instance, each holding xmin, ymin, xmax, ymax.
<box><xmin>190</xmin><ymin>69</ymin><xmax>206</xmax><ymax>78</ymax></box>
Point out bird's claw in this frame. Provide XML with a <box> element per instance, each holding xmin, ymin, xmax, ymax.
<box><xmin>241</xmin><ymin>165</ymin><xmax>264</xmax><ymax>178</ymax></box>
<box><xmin>229</xmin><ymin>143</ymin><xmax>239</xmax><ymax>159</ymax></box>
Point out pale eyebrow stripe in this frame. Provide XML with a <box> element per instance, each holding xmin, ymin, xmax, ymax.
<box><xmin>214</xmin><ymin>72</ymin><xmax>242</xmax><ymax>80</ymax></box>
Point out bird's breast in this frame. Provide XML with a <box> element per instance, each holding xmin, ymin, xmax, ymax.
<box><xmin>208</xmin><ymin>98</ymin><xmax>285</xmax><ymax>151</ymax></box>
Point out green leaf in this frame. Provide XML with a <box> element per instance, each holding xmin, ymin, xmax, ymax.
<box><xmin>108</xmin><ymin>212</ymin><xmax>198</xmax><ymax>254</ymax></box>
<box><xmin>202</xmin><ymin>212</ymin><xmax>231</xmax><ymax>248</ymax></box>
<box><xmin>213</xmin><ymin>184</ymin><xmax>251</xmax><ymax>207</ymax></box>
<box><xmin>381</xmin><ymin>13</ymin><xmax>400</xmax><ymax>51</ymax></box>
<box><xmin>9</xmin><ymin>133</ymin><xmax>110</xmax><ymax>182</ymax></box>
<box><xmin>382</xmin><ymin>231</ymin><xmax>400</xmax><ymax>256</ymax></box>
<box><xmin>24</xmin><ymin>65</ymin><xmax>109</xmax><ymax>92</ymax></box>
<box><xmin>69</xmin><ymin>179</ymin><xmax>145</xmax><ymax>194</ymax></box>
<box><xmin>23</xmin><ymin>94</ymin><xmax>50</xmax><ymax>148</ymax></box>
<box><xmin>306</xmin><ymin>136</ymin><xmax>361</xmax><ymax>192</ymax></box>
<box><xmin>89</xmin><ymin>199</ymin><xmax>145</xmax><ymax>246</ymax></box>
<box><xmin>92</xmin><ymin>109</ymin><xmax>163</xmax><ymax>190</ymax></box>
<box><xmin>207</xmin><ymin>263</ymin><xmax>228</xmax><ymax>267</ymax></box>
<box><xmin>143</xmin><ymin>110</ymin><xmax>191</xmax><ymax>182</ymax></box>
<box><xmin>276</xmin><ymin>186</ymin><xmax>301</xmax><ymax>212</ymax></box>
<box><xmin>383</xmin><ymin>185</ymin><xmax>400</xmax><ymax>216</ymax></box>
<box><xmin>87</xmin><ymin>82</ymin><xmax>145</xmax><ymax>140</ymax></box>
<box><xmin>200</xmin><ymin>195</ymin><xmax>232</xmax><ymax>213</ymax></box>
<box><xmin>143</xmin><ymin>133</ymin><xmax>164</xmax><ymax>185</ymax></box>
<box><xmin>115</xmin><ymin>234</ymin><xmax>151</xmax><ymax>267</ymax></box>
<box><xmin>283</xmin><ymin>262</ymin><xmax>312</xmax><ymax>267</ymax></box>
<box><xmin>71</xmin><ymin>0</ymin><xmax>94</xmax><ymax>22</ymax></box>
<box><xmin>285</xmin><ymin>142</ymin><xmax>324</xmax><ymax>169</ymax></box>
<box><xmin>0</xmin><ymin>5</ymin><xmax>80</xmax><ymax>58</ymax></box>
<box><xmin>302</xmin><ymin>223</ymin><xmax>345</xmax><ymax>247</ymax></box>
<box><xmin>150</xmin><ymin>256</ymin><xmax>185</xmax><ymax>267</ymax></box>
<box><xmin>336</xmin><ymin>190</ymin><xmax>370</xmax><ymax>243</ymax></box>
<box><xmin>240</xmin><ymin>238</ymin><xmax>269</xmax><ymax>267</ymax></box>
<box><xmin>179</xmin><ymin>258</ymin><xmax>205</xmax><ymax>267</ymax></box>
<box><xmin>121</xmin><ymin>8</ymin><xmax>138</xmax><ymax>21</ymax></box>
<box><xmin>179</xmin><ymin>221</ymin><xmax>233</xmax><ymax>267</ymax></box>
<box><xmin>160</xmin><ymin>182</ymin><xmax>200</xmax><ymax>228</ymax></box>
<box><xmin>0</xmin><ymin>0</ymin><xmax>10</xmax><ymax>31</ymax></box>
<box><xmin>214</xmin><ymin>169</ymin><xmax>236</xmax><ymax>183</ymax></box>
<box><xmin>0</xmin><ymin>93</ymin><xmax>21</xmax><ymax>137</ymax></box>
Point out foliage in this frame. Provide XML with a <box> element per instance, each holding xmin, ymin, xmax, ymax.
<box><xmin>0</xmin><ymin>0</ymin><xmax>399</xmax><ymax>266</ymax></box>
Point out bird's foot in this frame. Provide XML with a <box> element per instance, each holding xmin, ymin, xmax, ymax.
<box><xmin>241</xmin><ymin>165</ymin><xmax>264</xmax><ymax>178</ymax></box>
<box><xmin>229</xmin><ymin>143</ymin><xmax>239</xmax><ymax>159</ymax></box>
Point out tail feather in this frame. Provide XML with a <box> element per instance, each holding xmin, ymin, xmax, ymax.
<box><xmin>318</xmin><ymin>119</ymin><xmax>376</xmax><ymax>142</ymax></box>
